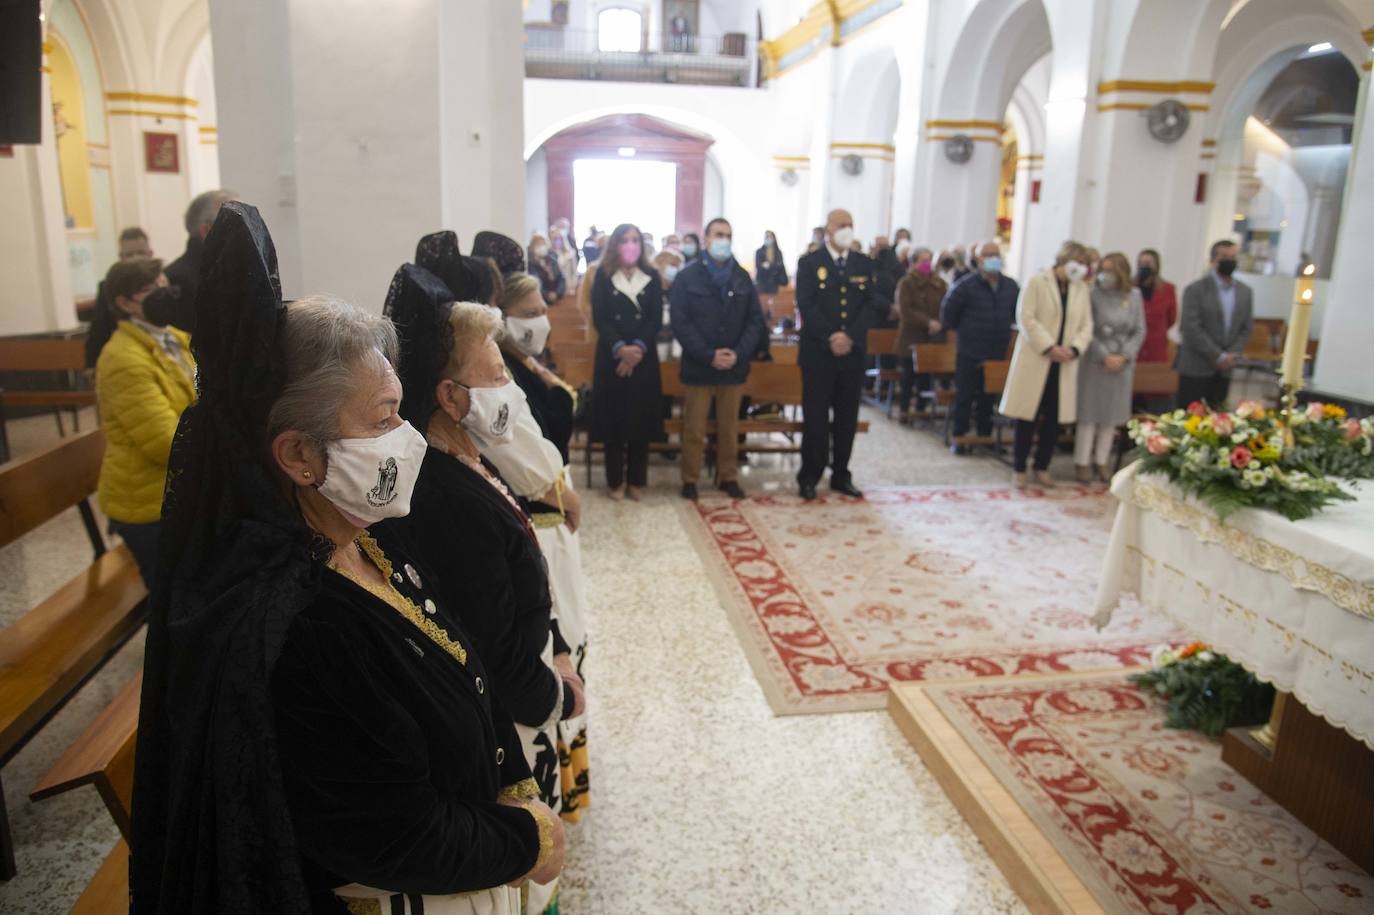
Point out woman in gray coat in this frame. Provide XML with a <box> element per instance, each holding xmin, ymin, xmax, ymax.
<box><xmin>1076</xmin><ymin>251</ymin><xmax>1145</xmax><ymax>482</ymax></box>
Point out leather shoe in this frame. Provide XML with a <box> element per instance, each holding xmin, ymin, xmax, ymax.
<box><xmin>799</xmin><ymin>481</ymin><xmax>818</xmax><ymax>501</ymax></box>
<box><xmin>680</xmin><ymin>483</ymin><xmax>698</xmax><ymax>501</ymax></box>
<box><xmin>719</xmin><ymin>481</ymin><xmax>746</xmax><ymax>499</ymax></box>
<box><xmin>830</xmin><ymin>478</ymin><xmax>864</xmax><ymax>499</ymax></box>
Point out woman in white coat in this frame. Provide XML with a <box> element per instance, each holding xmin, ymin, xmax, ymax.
<box><xmin>999</xmin><ymin>240</ymin><xmax>1095</xmax><ymax>488</ymax></box>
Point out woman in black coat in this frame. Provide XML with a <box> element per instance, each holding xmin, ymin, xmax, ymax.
<box><xmin>754</xmin><ymin>230</ymin><xmax>789</xmax><ymax>294</ymax></box>
<box><xmin>589</xmin><ymin>222</ymin><xmax>665</xmax><ymax>499</ymax></box>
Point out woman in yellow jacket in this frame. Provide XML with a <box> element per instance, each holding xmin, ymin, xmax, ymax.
<box><xmin>94</xmin><ymin>256</ymin><xmax>197</xmax><ymax>583</ymax></box>
<box><xmin>999</xmin><ymin>241</ymin><xmax>1094</xmax><ymax>489</ymax></box>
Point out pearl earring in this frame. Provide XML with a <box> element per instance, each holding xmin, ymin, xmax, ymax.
<box><xmin>302</xmin><ymin>470</ymin><xmax>312</xmax><ymax>479</ymax></box>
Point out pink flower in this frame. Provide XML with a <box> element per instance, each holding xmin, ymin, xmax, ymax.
<box><xmin>1230</xmin><ymin>445</ymin><xmax>1253</xmax><ymax>468</ymax></box>
<box><xmin>1213</xmin><ymin>413</ymin><xmax>1234</xmax><ymax>436</ymax></box>
<box><xmin>1344</xmin><ymin>418</ymin><xmax>1362</xmax><ymax>441</ymax></box>
<box><xmin>1146</xmin><ymin>435</ymin><xmax>1173</xmax><ymax>455</ymax></box>
<box><xmin>1306</xmin><ymin>402</ymin><xmax>1326</xmax><ymax>420</ymax></box>
<box><xmin>1187</xmin><ymin>400</ymin><xmax>1208</xmax><ymax>417</ymax></box>
<box><xmin>1235</xmin><ymin>400</ymin><xmax>1262</xmax><ymax>418</ymax></box>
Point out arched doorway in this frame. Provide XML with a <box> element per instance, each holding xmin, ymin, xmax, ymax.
<box><xmin>531</xmin><ymin>114</ymin><xmax>716</xmax><ymax>248</ymax></box>
<box><xmin>828</xmin><ymin>49</ymin><xmax>901</xmax><ymax>242</ymax></box>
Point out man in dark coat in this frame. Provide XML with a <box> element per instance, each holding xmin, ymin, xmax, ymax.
<box><xmin>669</xmin><ymin>217</ymin><xmax>767</xmax><ymax>501</ymax></box>
<box><xmin>794</xmin><ymin>208</ymin><xmax>883</xmax><ymax>500</ymax></box>
<box><xmin>162</xmin><ymin>188</ymin><xmax>235</xmax><ymax>337</ymax></box>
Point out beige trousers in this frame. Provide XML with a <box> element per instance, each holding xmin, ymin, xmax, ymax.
<box><xmin>681</xmin><ymin>383</ymin><xmax>745</xmax><ymax>484</ymax></box>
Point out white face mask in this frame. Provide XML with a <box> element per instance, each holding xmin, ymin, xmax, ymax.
<box><xmin>505</xmin><ymin>314</ymin><xmax>551</xmax><ymax>357</ymax></box>
<box><xmin>475</xmin><ymin>401</ymin><xmax>566</xmax><ymax>498</ymax></box>
<box><xmin>831</xmin><ymin>227</ymin><xmax>855</xmax><ymax>251</ymax></box>
<box><xmin>460</xmin><ymin>378</ymin><xmax>527</xmax><ymax>446</ymax></box>
<box><xmin>531</xmin><ymin>245</ymin><xmax>548</xmax><ymax>258</ymax></box>
<box><xmin>1064</xmin><ymin>261</ymin><xmax>1090</xmax><ymax>283</ymax></box>
<box><xmin>317</xmin><ymin>421</ymin><xmax>429</xmax><ymax>527</ymax></box>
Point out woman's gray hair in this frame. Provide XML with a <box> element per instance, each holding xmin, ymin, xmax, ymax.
<box><xmin>267</xmin><ymin>294</ymin><xmax>399</xmax><ymax>445</ymax></box>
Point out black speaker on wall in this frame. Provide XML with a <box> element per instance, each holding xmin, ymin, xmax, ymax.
<box><xmin>0</xmin><ymin>0</ymin><xmax>43</xmax><ymax>144</ymax></box>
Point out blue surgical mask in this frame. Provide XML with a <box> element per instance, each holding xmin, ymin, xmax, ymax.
<box><xmin>664</xmin><ymin>265</ymin><xmax>680</xmax><ymax>282</ymax></box>
<box><xmin>981</xmin><ymin>256</ymin><xmax>1003</xmax><ymax>274</ymax></box>
<box><xmin>708</xmin><ymin>238</ymin><xmax>732</xmax><ymax>262</ymax></box>
<box><xmin>681</xmin><ymin>241</ymin><xmax>698</xmax><ymax>258</ymax></box>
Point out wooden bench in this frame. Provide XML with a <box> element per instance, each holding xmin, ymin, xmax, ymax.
<box><xmin>0</xmin><ymin>335</ymin><xmax>96</xmax><ymax>463</ymax></box>
<box><xmin>30</xmin><ymin>671</ymin><xmax>141</xmax><ymax>839</ymax></box>
<box><xmin>0</xmin><ymin>429</ymin><xmax>148</xmax><ymax>878</ymax></box>
<box><xmin>945</xmin><ymin>360</ymin><xmax>1011</xmax><ymax>447</ymax></box>
<box><xmin>67</xmin><ymin>839</ymin><xmax>129</xmax><ymax>914</ymax></box>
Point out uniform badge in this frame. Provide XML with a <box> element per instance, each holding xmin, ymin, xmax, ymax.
<box><xmin>404</xmin><ymin>563</ymin><xmax>423</xmax><ymax>589</ymax></box>
<box><xmin>817</xmin><ymin>267</ymin><xmax>828</xmax><ymax>281</ymax></box>
<box><xmin>424</xmin><ymin>598</ymin><xmax>438</xmax><ymax>615</ymax></box>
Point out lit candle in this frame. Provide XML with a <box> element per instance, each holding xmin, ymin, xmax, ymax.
<box><xmin>1280</xmin><ymin>264</ymin><xmax>1315</xmax><ymax>388</ymax></box>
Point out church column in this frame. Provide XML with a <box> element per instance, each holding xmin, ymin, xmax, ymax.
<box><xmin>209</xmin><ymin>0</ymin><xmax>524</xmax><ymax>306</ymax></box>
<box><xmin>827</xmin><ymin>143</ymin><xmax>894</xmax><ymax>242</ymax></box>
<box><xmin>1311</xmin><ymin>27</ymin><xmax>1374</xmax><ymax>401</ymax></box>
<box><xmin>910</xmin><ymin>119</ymin><xmax>1004</xmax><ymax>249</ymax></box>
<box><xmin>0</xmin><ymin>36</ymin><xmax>75</xmax><ymax>335</ymax></box>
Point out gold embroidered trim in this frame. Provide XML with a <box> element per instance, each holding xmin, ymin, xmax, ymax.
<box><xmin>529</xmin><ymin>802</ymin><xmax>555</xmax><ymax>870</ymax></box>
<box><xmin>330</xmin><ymin>533</ymin><xmax>468</xmax><ymax>665</ymax></box>
<box><xmin>531</xmin><ymin>512</ymin><xmax>566</xmax><ymax>529</ymax></box>
<box><xmin>1130</xmin><ymin>478</ymin><xmax>1374</xmax><ymax>621</ymax></box>
<box><xmin>342</xmin><ymin>900</ymin><xmax>382</xmax><ymax>915</ymax></box>
<box><xmin>498</xmin><ymin>778</ymin><xmax>540</xmax><ymax>801</ymax></box>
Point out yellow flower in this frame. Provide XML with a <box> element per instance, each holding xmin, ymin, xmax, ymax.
<box><xmin>1184</xmin><ymin>415</ymin><xmax>1202</xmax><ymax>435</ymax></box>
<box><xmin>1323</xmin><ymin>404</ymin><xmax>1347</xmax><ymax>420</ymax></box>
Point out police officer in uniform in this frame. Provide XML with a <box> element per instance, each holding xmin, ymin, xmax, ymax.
<box><xmin>795</xmin><ymin>208</ymin><xmax>882</xmax><ymax>500</ymax></box>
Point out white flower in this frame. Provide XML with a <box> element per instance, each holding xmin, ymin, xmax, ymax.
<box><xmin>1197</xmin><ymin>650</ymin><xmax>1215</xmax><ymax>662</ymax></box>
<box><xmin>1149</xmin><ymin>644</ymin><xmax>1176</xmax><ymax>668</ymax></box>
<box><xmin>1244</xmin><ymin>469</ymin><xmax>1267</xmax><ymax>488</ymax></box>
<box><xmin>1232</xmin><ymin>431</ymin><xmax>1250</xmax><ymax>444</ymax></box>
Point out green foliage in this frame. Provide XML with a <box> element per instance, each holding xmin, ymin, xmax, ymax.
<box><xmin>1130</xmin><ymin>652</ymin><xmax>1274</xmax><ymax>737</ymax></box>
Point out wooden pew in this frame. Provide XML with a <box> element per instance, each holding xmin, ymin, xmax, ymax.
<box><xmin>864</xmin><ymin>328</ymin><xmax>902</xmax><ymax>411</ymax></box>
<box><xmin>67</xmin><ymin>839</ymin><xmax>129</xmax><ymax>915</ymax></box>
<box><xmin>947</xmin><ymin>360</ymin><xmax>1010</xmax><ymax>447</ymax></box>
<box><xmin>758</xmin><ymin>286</ymin><xmax>795</xmax><ymax>319</ymax></box>
<box><xmin>0</xmin><ymin>429</ymin><xmax>147</xmax><ymax>878</ymax></box>
<box><xmin>31</xmin><ymin>672</ymin><xmax>141</xmax><ymax>840</ymax></box>
<box><xmin>0</xmin><ymin>334</ymin><xmax>96</xmax><ymax>463</ymax></box>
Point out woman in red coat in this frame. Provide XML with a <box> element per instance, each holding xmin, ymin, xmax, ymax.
<box><xmin>1135</xmin><ymin>248</ymin><xmax>1177</xmax><ymax>363</ymax></box>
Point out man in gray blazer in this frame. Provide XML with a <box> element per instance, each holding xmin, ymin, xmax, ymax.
<box><xmin>1175</xmin><ymin>239</ymin><xmax>1253</xmax><ymax>408</ymax></box>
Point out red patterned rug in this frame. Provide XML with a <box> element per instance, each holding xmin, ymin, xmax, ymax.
<box><xmin>682</xmin><ymin>486</ymin><xmax>1184</xmax><ymax>714</ymax></box>
<box><xmin>924</xmin><ymin>672</ymin><xmax>1373</xmax><ymax>913</ymax></box>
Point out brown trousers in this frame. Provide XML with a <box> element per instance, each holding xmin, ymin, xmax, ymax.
<box><xmin>681</xmin><ymin>384</ymin><xmax>745</xmax><ymax>484</ymax></box>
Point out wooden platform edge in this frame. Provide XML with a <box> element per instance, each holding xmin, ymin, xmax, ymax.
<box><xmin>886</xmin><ymin>683</ymin><xmax>1105</xmax><ymax>915</ymax></box>
<box><xmin>67</xmin><ymin>838</ymin><xmax>129</xmax><ymax>915</ymax></box>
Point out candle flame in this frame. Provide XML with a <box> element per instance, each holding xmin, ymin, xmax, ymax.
<box><xmin>1301</xmin><ymin>288</ymin><xmax>1313</xmax><ymax>303</ymax></box>
<box><xmin>1302</xmin><ymin>263</ymin><xmax>1316</xmax><ymax>276</ymax></box>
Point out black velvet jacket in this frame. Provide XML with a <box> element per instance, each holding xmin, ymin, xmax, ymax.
<box><xmin>272</xmin><ymin>531</ymin><xmax>541</xmax><ymax>903</ymax></box>
<box><xmin>382</xmin><ymin>448</ymin><xmax>567</xmax><ymax>731</ymax></box>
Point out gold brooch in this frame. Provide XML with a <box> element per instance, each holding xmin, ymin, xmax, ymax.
<box><xmin>817</xmin><ymin>267</ymin><xmax>829</xmax><ymax>281</ymax></box>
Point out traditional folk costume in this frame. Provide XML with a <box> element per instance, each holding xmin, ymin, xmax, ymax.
<box><xmin>384</xmin><ymin>263</ymin><xmax>575</xmax><ymax>915</ymax></box>
<box><xmin>130</xmin><ymin>204</ymin><xmax>550</xmax><ymax>915</ymax></box>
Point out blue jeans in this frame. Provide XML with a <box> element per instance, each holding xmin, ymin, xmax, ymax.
<box><xmin>109</xmin><ymin>519</ymin><xmax>160</xmax><ymax>587</ymax></box>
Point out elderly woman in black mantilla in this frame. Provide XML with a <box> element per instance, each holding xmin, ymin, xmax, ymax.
<box><xmin>130</xmin><ymin>203</ymin><xmax>563</xmax><ymax>914</ymax></box>
<box><xmin>381</xmin><ymin>266</ymin><xmax>587</xmax><ymax>915</ymax></box>
<box><xmin>410</xmin><ymin>229</ymin><xmax>596</xmax><ymax>828</ymax></box>
<box><xmin>589</xmin><ymin>222</ymin><xmax>665</xmax><ymax>499</ymax></box>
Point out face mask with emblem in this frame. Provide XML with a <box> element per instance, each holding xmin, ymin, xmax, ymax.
<box><xmin>459</xmin><ymin>378</ymin><xmax>527</xmax><ymax>446</ymax></box>
<box><xmin>504</xmin><ymin>314</ymin><xmax>551</xmax><ymax>357</ymax></box>
<box><xmin>317</xmin><ymin>421</ymin><xmax>429</xmax><ymax>527</ymax></box>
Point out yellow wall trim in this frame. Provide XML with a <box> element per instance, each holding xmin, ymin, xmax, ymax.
<box><xmin>107</xmin><ymin>108</ymin><xmax>198</xmax><ymax>120</ymax></box>
<box><xmin>90</xmin><ymin>161</ymin><xmax>112</xmax><ymax>169</ymax></box>
<box><xmin>772</xmin><ymin>155</ymin><xmax>810</xmax><ymax>163</ymax></box>
<box><xmin>1016</xmin><ymin>154</ymin><xmax>1044</xmax><ymax>162</ymax></box>
<box><xmin>1098</xmin><ymin>80</ymin><xmax>1215</xmax><ymax>95</ymax></box>
<box><xmin>926</xmin><ymin>134</ymin><xmax>1001</xmax><ymax>143</ymax></box>
<box><xmin>1201</xmin><ymin>138</ymin><xmax>1216</xmax><ymax>147</ymax></box>
<box><xmin>925</xmin><ymin>119</ymin><xmax>1002</xmax><ymax>131</ymax></box>
<box><xmin>1097</xmin><ymin>102</ymin><xmax>1209</xmax><ymax>113</ymax></box>
<box><xmin>1364</xmin><ymin>61</ymin><xmax>1372</xmax><ymax>71</ymax></box>
<box><xmin>41</xmin><ymin>65</ymin><xmax>52</xmax><ymax>73</ymax></box>
<box><xmin>831</xmin><ymin>141</ymin><xmax>896</xmax><ymax>152</ymax></box>
<box><xmin>106</xmin><ymin>91</ymin><xmax>197</xmax><ymax>107</ymax></box>
<box><xmin>201</xmin><ymin>139</ymin><xmax>217</xmax><ymax>146</ymax></box>
<box><xmin>1362</xmin><ymin>27</ymin><xmax>1374</xmax><ymax>43</ymax></box>
<box><xmin>198</xmin><ymin>125</ymin><xmax>218</xmax><ymax>134</ymax></box>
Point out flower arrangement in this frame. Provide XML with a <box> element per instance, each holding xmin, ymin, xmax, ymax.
<box><xmin>1129</xmin><ymin>642</ymin><xmax>1274</xmax><ymax>737</ymax></box>
<box><xmin>1127</xmin><ymin>400</ymin><xmax>1354</xmax><ymax>521</ymax></box>
<box><xmin>1285</xmin><ymin>402</ymin><xmax>1374</xmax><ymax>480</ymax></box>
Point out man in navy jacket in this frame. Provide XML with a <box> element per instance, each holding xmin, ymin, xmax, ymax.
<box><xmin>669</xmin><ymin>218</ymin><xmax>767</xmax><ymax>500</ymax></box>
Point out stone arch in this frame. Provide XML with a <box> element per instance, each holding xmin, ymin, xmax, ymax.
<box><xmin>935</xmin><ymin>0</ymin><xmax>1051</xmax><ymax>121</ymax></box>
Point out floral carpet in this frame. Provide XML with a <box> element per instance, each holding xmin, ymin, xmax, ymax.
<box><xmin>925</xmin><ymin>672</ymin><xmax>1373</xmax><ymax>913</ymax></box>
<box><xmin>682</xmin><ymin>486</ymin><xmax>1184</xmax><ymax>714</ymax></box>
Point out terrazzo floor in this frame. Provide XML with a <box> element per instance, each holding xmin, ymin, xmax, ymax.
<box><xmin>0</xmin><ymin>402</ymin><xmax>1038</xmax><ymax>914</ymax></box>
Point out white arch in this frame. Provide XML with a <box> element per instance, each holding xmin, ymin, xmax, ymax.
<box><xmin>832</xmin><ymin>48</ymin><xmax>901</xmax><ymax>144</ymax></box>
<box><xmin>935</xmin><ymin>0</ymin><xmax>1051</xmax><ymax>120</ymax></box>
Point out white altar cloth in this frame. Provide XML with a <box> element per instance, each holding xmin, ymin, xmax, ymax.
<box><xmin>1094</xmin><ymin>464</ymin><xmax>1374</xmax><ymax>749</ymax></box>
